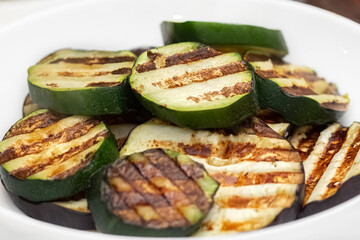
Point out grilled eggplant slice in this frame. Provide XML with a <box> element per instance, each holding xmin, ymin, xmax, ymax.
<box><xmin>3</xmin><ymin>184</ymin><xmax>95</xmax><ymax>230</ymax></box>
<box><xmin>28</xmin><ymin>49</ymin><xmax>138</xmax><ymax>115</ymax></box>
<box><xmin>244</xmin><ymin>51</ymin><xmax>349</xmax><ymax>125</ymax></box>
<box><xmin>129</xmin><ymin>42</ymin><xmax>259</xmax><ymax>129</ymax></box>
<box><xmin>161</xmin><ymin>21</ymin><xmax>288</xmax><ymax>56</ymax></box>
<box><xmin>87</xmin><ymin>148</ymin><xmax>218</xmax><ymax>237</ymax></box>
<box><xmin>120</xmin><ymin>118</ymin><xmax>304</xmax><ymax>235</ymax></box>
<box><xmin>0</xmin><ymin>109</ymin><xmax>118</xmax><ymax>202</ymax></box>
<box><xmin>290</xmin><ymin>122</ymin><xmax>360</xmax><ymax>217</ymax></box>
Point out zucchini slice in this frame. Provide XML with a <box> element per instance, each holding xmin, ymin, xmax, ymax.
<box><xmin>0</xmin><ymin>109</ymin><xmax>119</xmax><ymax>201</ymax></box>
<box><xmin>244</xmin><ymin>51</ymin><xmax>349</xmax><ymax>125</ymax></box>
<box><xmin>129</xmin><ymin>42</ymin><xmax>259</xmax><ymax>129</ymax></box>
<box><xmin>28</xmin><ymin>49</ymin><xmax>138</xmax><ymax>115</ymax></box>
<box><xmin>161</xmin><ymin>21</ymin><xmax>288</xmax><ymax>56</ymax></box>
<box><xmin>290</xmin><ymin>122</ymin><xmax>360</xmax><ymax>217</ymax></box>
<box><xmin>120</xmin><ymin>118</ymin><xmax>304</xmax><ymax>235</ymax></box>
<box><xmin>2</xmin><ymin>185</ymin><xmax>95</xmax><ymax>230</ymax></box>
<box><xmin>87</xmin><ymin>148</ymin><xmax>218</xmax><ymax>237</ymax></box>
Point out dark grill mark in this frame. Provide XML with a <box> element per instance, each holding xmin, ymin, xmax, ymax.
<box><xmin>0</xmin><ymin>119</ymin><xmax>100</xmax><ymax>165</ymax></box>
<box><xmin>211</xmin><ymin>172</ymin><xmax>304</xmax><ymax>186</ymax></box>
<box><xmin>106</xmin><ymin>158</ymin><xmax>188</xmax><ymax>228</ymax></box>
<box><xmin>135</xmin><ymin>47</ymin><xmax>222</xmax><ymax>73</ymax></box>
<box><xmin>50</xmin><ymin>56</ymin><xmax>136</xmax><ymax>65</ymax></box>
<box><xmin>4</xmin><ymin>111</ymin><xmax>63</xmax><ymax>140</ymax></box>
<box><xmin>177</xmin><ymin>143</ymin><xmax>212</xmax><ymax>158</ymax></box>
<box><xmin>295</xmin><ymin>126</ymin><xmax>324</xmax><ymax>161</ymax></box>
<box><xmin>187</xmin><ymin>82</ymin><xmax>251</xmax><ymax>102</ymax></box>
<box><xmin>320</xmin><ymin>101</ymin><xmax>348</xmax><ymax>111</ymax></box>
<box><xmin>256</xmin><ymin>70</ymin><xmax>281</xmax><ymax>79</ymax></box>
<box><xmin>159</xmin><ymin>61</ymin><xmax>248</xmax><ymax>89</ymax></box>
<box><xmin>46</xmin><ymin>83</ymin><xmax>58</xmax><ymax>87</ymax></box>
<box><xmin>85</xmin><ymin>82</ymin><xmax>120</xmax><ymax>87</ymax></box>
<box><xmin>57</xmin><ymin>67</ymin><xmax>131</xmax><ymax>78</ymax></box>
<box><xmin>304</xmin><ymin>127</ymin><xmax>348</xmax><ymax>204</ymax></box>
<box><xmin>256</xmin><ymin>110</ymin><xmax>287</xmax><ymax>124</ymax></box>
<box><xmin>10</xmin><ymin>130</ymin><xmax>107</xmax><ymax>179</ymax></box>
<box><xmin>144</xmin><ymin>149</ymin><xmax>210</xmax><ymax>212</ymax></box>
<box><xmin>240</xmin><ymin>117</ymin><xmax>283</xmax><ymax>139</ymax></box>
<box><xmin>322</xmin><ymin>128</ymin><xmax>360</xmax><ymax>199</ymax></box>
<box><xmin>165</xmin><ymin>47</ymin><xmax>222</xmax><ymax>68</ymax></box>
<box><xmin>282</xmin><ymin>86</ymin><xmax>317</xmax><ymax>96</ymax></box>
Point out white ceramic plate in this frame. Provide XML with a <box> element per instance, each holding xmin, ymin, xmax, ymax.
<box><xmin>0</xmin><ymin>0</ymin><xmax>360</xmax><ymax>239</ymax></box>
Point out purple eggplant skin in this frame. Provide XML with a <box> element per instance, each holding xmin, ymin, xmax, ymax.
<box><xmin>298</xmin><ymin>174</ymin><xmax>360</xmax><ymax>218</ymax></box>
<box><xmin>3</xmin><ymin>182</ymin><xmax>95</xmax><ymax>230</ymax></box>
<box><xmin>268</xmin><ymin>180</ymin><xmax>305</xmax><ymax>227</ymax></box>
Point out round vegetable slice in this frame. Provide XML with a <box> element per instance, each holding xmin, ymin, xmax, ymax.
<box><xmin>161</xmin><ymin>21</ymin><xmax>288</xmax><ymax>56</ymax></box>
<box><xmin>28</xmin><ymin>49</ymin><xmax>139</xmax><ymax>115</ymax></box>
<box><xmin>244</xmin><ymin>51</ymin><xmax>349</xmax><ymax>125</ymax></box>
<box><xmin>0</xmin><ymin>109</ymin><xmax>119</xmax><ymax>202</ymax></box>
<box><xmin>129</xmin><ymin>42</ymin><xmax>259</xmax><ymax>129</ymax></box>
<box><xmin>87</xmin><ymin>148</ymin><xmax>219</xmax><ymax>237</ymax></box>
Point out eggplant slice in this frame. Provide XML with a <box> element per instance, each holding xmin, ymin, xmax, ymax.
<box><xmin>120</xmin><ymin>118</ymin><xmax>304</xmax><ymax>235</ymax></box>
<box><xmin>87</xmin><ymin>148</ymin><xmax>219</xmax><ymax>237</ymax></box>
<box><xmin>290</xmin><ymin>122</ymin><xmax>360</xmax><ymax>217</ymax></box>
<box><xmin>2</xmin><ymin>181</ymin><xmax>95</xmax><ymax>230</ymax></box>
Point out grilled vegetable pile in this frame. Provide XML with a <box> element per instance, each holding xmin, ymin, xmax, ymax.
<box><xmin>0</xmin><ymin>20</ymin><xmax>357</xmax><ymax>237</ymax></box>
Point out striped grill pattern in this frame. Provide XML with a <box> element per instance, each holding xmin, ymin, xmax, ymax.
<box><xmin>120</xmin><ymin>118</ymin><xmax>303</xmax><ymax>235</ymax></box>
<box><xmin>28</xmin><ymin>49</ymin><xmax>136</xmax><ymax>89</ymax></box>
<box><xmin>290</xmin><ymin>122</ymin><xmax>360</xmax><ymax>205</ymax></box>
<box><xmin>0</xmin><ymin>110</ymin><xmax>108</xmax><ymax>180</ymax></box>
<box><xmin>130</xmin><ymin>43</ymin><xmax>252</xmax><ymax>110</ymax></box>
<box><xmin>103</xmin><ymin>149</ymin><xmax>215</xmax><ymax>229</ymax></box>
<box><xmin>244</xmin><ymin>52</ymin><xmax>349</xmax><ymax>111</ymax></box>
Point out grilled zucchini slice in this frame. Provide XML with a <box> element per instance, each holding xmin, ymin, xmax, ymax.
<box><xmin>129</xmin><ymin>42</ymin><xmax>259</xmax><ymax>129</ymax></box>
<box><xmin>290</xmin><ymin>122</ymin><xmax>360</xmax><ymax>217</ymax></box>
<box><xmin>120</xmin><ymin>118</ymin><xmax>304</xmax><ymax>235</ymax></box>
<box><xmin>0</xmin><ymin>109</ymin><xmax>118</xmax><ymax>201</ymax></box>
<box><xmin>161</xmin><ymin>21</ymin><xmax>288</xmax><ymax>56</ymax></box>
<box><xmin>244</xmin><ymin>51</ymin><xmax>349</xmax><ymax>125</ymax></box>
<box><xmin>28</xmin><ymin>49</ymin><xmax>138</xmax><ymax>115</ymax></box>
<box><xmin>87</xmin><ymin>148</ymin><xmax>218</xmax><ymax>237</ymax></box>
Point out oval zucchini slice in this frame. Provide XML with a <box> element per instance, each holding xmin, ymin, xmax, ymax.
<box><xmin>120</xmin><ymin>118</ymin><xmax>304</xmax><ymax>235</ymax></box>
<box><xmin>161</xmin><ymin>21</ymin><xmax>288</xmax><ymax>56</ymax></box>
<box><xmin>290</xmin><ymin>122</ymin><xmax>360</xmax><ymax>217</ymax></box>
<box><xmin>0</xmin><ymin>109</ymin><xmax>119</xmax><ymax>202</ymax></box>
<box><xmin>28</xmin><ymin>49</ymin><xmax>138</xmax><ymax>115</ymax></box>
<box><xmin>244</xmin><ymin>51</ymin><xmax>349</xmax><ymax>125</ymax></box>
<box><xmin>87</xmin><ymin>148</ymin><xmax>218</xmax><ymax>237</ymax></box>
<box><xmin>129</xmin><ymin>42</ymin><xmax>259</xmax><ymax>129</ymax></box>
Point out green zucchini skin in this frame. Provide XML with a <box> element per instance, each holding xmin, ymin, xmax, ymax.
<box><xmin>133</xmin><ymin>78</ymin><xmax>258</xmax><ymax>129</ymax></box>
<box><xmin>161</xmin><ymin>21</ymin><xmax>288</xmax><ymax>56</ymax></box>
<box><xmin>28</xmin><ymin>77</ymin><xmax>139</xmax><ymax>116</ymax></box>
<box><xmin>87</xmin><ymin>169</ymin><xmax>202</xmax><ymax>237</ymax></box>
<box><xmin>255</xmin><ymin>74</ymin><xmax>344</xmax><ymax>126</ymax></box>
<box><xmin>0</xmin><ymin>133</ymin><xmax>119</xmax><ymax>202</ymax></box>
